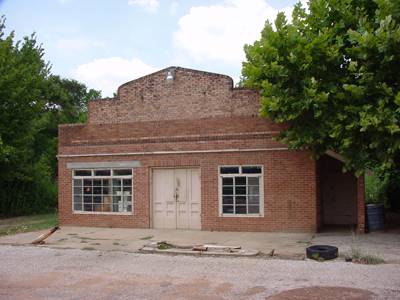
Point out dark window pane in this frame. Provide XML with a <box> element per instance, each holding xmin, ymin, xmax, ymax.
<box><xmin>113</xmin><ymin>179</ymin><xmax>121</xmax><ymax>187</ymax></box>
<box><xmin>248</xmin><ymin>186</ymin><xmax>259</xmax><ymax>195</ymax></box>
<box><xmin>83</xmin><ymin>196</ymin><xmax>92</xmax><ymax>203</ymax></box>
<box><xmin>248</xmin><ymin>177</ymin><xmax>259</xmax><ymax>186</ymax></box>
<box><xmin>84</xmin><ymin>203</ymin><xmax>92</xmax><ymax>211</ymax></box>
<box><xmin>248</xmin><ymin>205</ymin><xmax>260</xmax><ymax>214</ymax></box>
<box><xmin>220</xmin><ymin>167</ymin><xmax>239</xmax><ymax>174</ymax></box>
<box><xmin>83</xmin><ymin>186</ymin><xmax>92</xmax><ymax>194</ymax></box>
<box><xmin>113</xmin><ymin>169</ymin><xmax>132</xmax><ymax>176</ymax></box>
<box><xmin>235</xmin><ymin>196</ymin><xmax>246</xmax><ymax>205</ymax></box>
<box><xmin>123</xmin><ymin>186</ymin><xmax>132</xmax><ymax>194</ymax></box>
<box><xmin>123</xmin><ymin>179</ymin><xmax>132</xmax><ymax>186</ymax></box>
<box><xmin>242</xmin><ymin>166</ymin><xmax>262</xmax><ymax>174</ymax></box>
<box><xmin>235</xmin><ymin>176</ymin><xmax>246</xmax><ymax>185</ymax></box>
<box><xmin>93</xmin><ymin>203</ymin><xmax>102</xmax><ymax>212</ymax></box>
<box><xmin>102</xmin><ymin>179</ymin><xmax>110</xmax><ymax>186</ymax></box>
<box><xmin>248</xmin><ymin>195</ymin><xmax>259</xmax><ymax>205</ymax></box>
<box><xmin>94</xmin><ymin>169</ymin><xmax>111</xmax><ymax>176</ymax></box>
<box><xmin>235</xmin><ymin>206</ymin><xmax>247</xmax><ymax>214</ymax></box>
<box><xmin>102</xmin><ymin>187</ymin><xmax>110</xmax><ymax>194</ymax></box>
<box><xmin>93</xmin><ymin>196</ymin><xmax>102</xmax><ymax>204</ymax></box>
<box><xmin>223</xmin><ymin>186</ymin><xmax>233</xmax><ymax>195</ymax></box>
<box><xmin>235</xmin><ymin>186</ymin><xmax>246</xmax><ymax>195</ymax></box>
<box><xmin>83</xmin><ymin>179</ymin><xmax>92</xmax><ymax>187</ymax></box>
<box><xmin>223</xmin><ymin>205</ymin><xmax>234</xmax><ymax>213</ymax></box>
<box><xmin>75</xmin><ymin>170</ymin><xmax>91</xmax><ymax>176</ymax></box>
<box><xmin>222</xmin><ymin>177</ymin><xmax>233</xmax><ymax>185</ymax></box>
<box><xmin>222</xmin><ymin>196</ymin><xmax>233</xmax><ymax>204</ymax></box>
<box><xmin>93</xmin><ymin>179</ymin><xmax>102</xmax><ymax>186</ymax></box>
<box><xmin>73</xmin><ymin>179</ymin><xmax>82</xmax><ymax>187</ymax></box>
<box><xmin>93</xmin><ymin>187</ymin><xmax>102</xmax><ymax>194</ymax></box>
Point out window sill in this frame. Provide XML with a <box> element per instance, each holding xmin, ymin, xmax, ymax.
<box><xmin>72</xmin><ymin>211</ymin><xmax>133</xmax><ymax>216</ymax></box>
<box><xmin>219</xmin><ymin>214</ymin><xmax>264</xmax><ymax>218</ymax></box>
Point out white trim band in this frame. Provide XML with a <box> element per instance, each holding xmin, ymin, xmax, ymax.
<box><xmin>67</xmin><ymin>161</ymin><xmax>141</xmax><ymax>169</ymax></box>
<box><xmin>58</xmin><ymin>147</ymin><xmax>289</xmax><ymax>158</ymax></box>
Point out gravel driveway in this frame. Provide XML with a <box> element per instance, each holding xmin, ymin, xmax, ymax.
<box><xmin>0</xmin><ymin>245</ymin><xmax>399</xmax><ymax>300</ymax></box>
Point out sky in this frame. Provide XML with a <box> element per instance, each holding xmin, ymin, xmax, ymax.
<box><xmin>1</xmin><ymin>0</ymin><xmax>302</xmax><ymax>97</ymax></box>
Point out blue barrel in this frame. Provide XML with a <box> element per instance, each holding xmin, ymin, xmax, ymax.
<box><xmin>366</xmin><ymin>203</ymin><xmax>385</xmax><ymax>231</ymax></box>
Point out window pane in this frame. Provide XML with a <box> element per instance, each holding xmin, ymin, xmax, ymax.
<box><xmin>220</xmin><ymin>167</ymin><xmax>239</xmax><ymax>174</ymax></box>
<box><xmin>94</xmin><ymin>169</ymin><xmax>111</xmax><ymax>176</ymax></box>
<box><xmin>235</xmin><ymin>206</ymin><xmax>247</xmax><ymax>214</ymax></box>
<box><xmin>74</xmin><ymin>170</ymin><xmax>91</xmax><ymax>176</ymax></box>
<box><xmin>248</xmin><ymin>186</ymin><xmax>259</xmax><ymax>195</ymax></box>
<box><xmin>222</xmin><ymin>186</ymin><xmax>233</xmax><ymax>195</ymax></box>
<box><xmin>73</xmin><ymin>195</ymin><xmax>82</xmax><ymax>211</ymax></box>
<box><xmin>222</xmin><ymin>196</ymin><xmax>233</xmax><ymax>204</ymax></box>
<box><xmin>235</xmin><ymin>196</ymin><xmax>246</xmax><ymax>205</ymax></box>
<box><xmin>248</xmin><ymin>195</ymin><xmax>259</xmax><ymax>205</ymax></box>
<box><xmin>113</xmin><ymin>179</ymin><xmax>121</xmax><ymax>187</ymax></box>
<box><xmin>235</xmin><ymin>177</ymin><xmax>246</xmax><ymax>185</ymax></box>
<box><xmin>242</xmin><ymin>166</ymin><xmax>262</xmax><ymax>174</ymax></box>
<box><xmin>93</xmin><ymin>179</ymin><xmax>102</xmax><ymax>187</ymax></box>
<box><xmin>113</xmin><ymin>169</ymin><xmax>132</xmax><ymax>176</ymax></box>
<box><xmin>248</xmin><ymin>177</ymin><xmax>259</xmax><ymax>185</ymax></box>
<box><xmin>223</xmin><ymin>205</ymin><xmax>234</xmax><ymax>213</ymax></box>
<box><xmin>83</xmin><ymin>186</ymin><xmax>92</xmax><ymax>194</ymax></box>
<box><xmin>222</xmin><ymin>177</ymin><xmax>233</xmax><ymax>185</ymax></box>
<box><xmin>73</xmin><ymin>179</ymin><xmax>82</xmax><ymax>187</ymax></box>
<box><xmin>123</xmin><ymin>179</ymin><xmax>131</xmax><ymax>186</ymax></box>
<box><xmin>83</xmin><ymin>179</ymin><xmax>92</xmax><ymax>187</ymax></box>
<box><xmin>74</xmin><ymin>201</ymin><xmax>82</xmax><ymax>211</ymax></box>
<box><xmin>248</xmin><ymin>205</ymin><xmax>260</xmax><ymax>214</ymax></box>
<box><xmin>73</xmin><ymin>186</ymin><xmax>82</xmax><ymax>195</ymax></box>
<box><xmin>235</xmin><ymin>186</ymin><xmax>246</xmax><ymax>195</ymax></box>
<box><xmin>84</xmin><ymin>204</ymin><xmax>93</xmax><ymax>211</ymax></box>
<box><xmin>93</xmin><ymin>203</ymin><xmax>102</xmax><ymax>212</ymax></box>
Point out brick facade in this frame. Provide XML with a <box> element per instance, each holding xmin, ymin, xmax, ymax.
<box><xmin>58</xmin><ymin>67</ymin><xmax>364</xmax><ymax>232</ymax></box>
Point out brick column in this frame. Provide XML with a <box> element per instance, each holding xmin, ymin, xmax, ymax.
<box><xmin>357</xmin><ymin>176</ymin><xmax>366</xmax><ymax>233</ymax></box>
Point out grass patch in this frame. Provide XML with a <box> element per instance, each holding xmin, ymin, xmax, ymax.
<box><xmin>0</xmin><ymin>213</ymin><xmax>58</xmax><ymax>237</ymax></box>
<box><xmin>140</xmin><ymin>235</ymin><xmax>154</xmax><ymax>240</ymax></box>
<box><xmin>346</xmin><ymin>247</ymin><xmax>385</xmax><ymax>264</ymax></box>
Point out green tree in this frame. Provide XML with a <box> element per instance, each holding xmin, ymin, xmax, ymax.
<box><xmin>241</xmin><ymin>1</ymin><xmax>400</xmax><ymax>182</ymax></box>
<box><xmin>0</xmin><ymin>17</ymin><xmax>101</xmax><ymax>216</ymax></box>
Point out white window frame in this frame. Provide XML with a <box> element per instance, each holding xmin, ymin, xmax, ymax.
<box><xmin>218</xmin><ymin>165</ymin><xmax>264</xmax><ymax>217</ymax></box>
<box><xmin>72</xmin><ymin>168</ymin><xmax>133</xmax><ymax>215</ymax></box>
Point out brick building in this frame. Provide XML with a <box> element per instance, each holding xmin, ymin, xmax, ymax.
<box><xmin>58</xmin><ymin>67</ymin><xmax>365</xmax><ymax>232</ymax></box>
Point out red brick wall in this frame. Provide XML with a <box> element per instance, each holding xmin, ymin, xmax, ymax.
<box><xmin>88</xmin><ymin>67</ymin><xmax>260</xmax><ymax>124</ymax></box>
<box><xmin>58</xmin><ymin>150</ymin><xmax>318</xmax><ymax>232</ymax></box>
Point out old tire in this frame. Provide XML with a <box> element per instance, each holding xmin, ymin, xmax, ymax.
<box><xmin>306</xmin><ymin>245</ymin><xmax>338</xmax><ymax>260</ymax></box>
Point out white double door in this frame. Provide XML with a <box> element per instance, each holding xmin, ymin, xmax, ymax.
<box><xmin>152</xmin><ymin>168</ymin><xmax>201</xmax><ymax>230</ymax></box>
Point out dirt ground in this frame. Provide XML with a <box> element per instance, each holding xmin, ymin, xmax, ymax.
<box><xmin>0</xmin><ymin>245</ymin><xmax>399</xmax><ymax>300</ymax></box>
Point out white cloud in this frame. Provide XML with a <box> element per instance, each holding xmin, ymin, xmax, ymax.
<box><xmin>71</xmin><ymin>57</ymin><xmax>157</xmax><ymax>97</ymax></box>
<box><xmin>173</xmin><ymin>0</ymin><xmax>293</xmax><ymax>65</ymax></box>
<box><xmin>56</xmin><ymin>38</ymin><xmax>105</xmax><ymax>55</ymax></box>
<box><xmin>128</xmin><ymin>0</ymin><xmax>159</xmax><ymax>13</ymax></box>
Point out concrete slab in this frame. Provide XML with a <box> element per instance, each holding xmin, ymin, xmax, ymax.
<box><xmin>0</xmin><ymin>226</ymin><xmax>312</xmax><ymax>258</ymax></box>
<box><xmin>1</xmin><ymin>226</ymin><xmax>399</xmax><ymax>262</ymax></box>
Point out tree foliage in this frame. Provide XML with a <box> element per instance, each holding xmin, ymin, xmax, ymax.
<box><xmin>241</xmin><ymin>0</ymin><xmax>400</xmax><ymax>177</ymax></box>
<box><xmin>0</xmin><ymin>17</ymin><xmax>101</xmax><ymax>216</ymax></box>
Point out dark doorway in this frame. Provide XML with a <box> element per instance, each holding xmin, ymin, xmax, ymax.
<box><xmin>319</xmin><ymin>155</ymin><xmax>357</xmax><ymax>227</ymax></box>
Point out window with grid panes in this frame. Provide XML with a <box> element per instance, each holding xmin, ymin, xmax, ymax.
<box><xmin>219</xmin><ymin>166</ymin><xmax>262</xmax><ymax>215</ymax></box>
<box><xmin>72</xmin><ymin>169</ymin><xmax>132</xmax><ymax>213</ymax></box>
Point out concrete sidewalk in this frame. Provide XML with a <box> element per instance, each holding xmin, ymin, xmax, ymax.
<box><xmin>0</xmin><ymin>226</ymin><xmax>399</xmax><ymax>262</ymax></box>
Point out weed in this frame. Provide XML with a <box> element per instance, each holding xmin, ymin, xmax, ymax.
<box><xmin>348</xmin><ymin>247</ymin><xmax>385</xmax><ymax>264</ymax></box>
<box><xmin>157</xmin><ymin>241</ymin><xmax>173</xmax><ymax>250</ymax></box>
